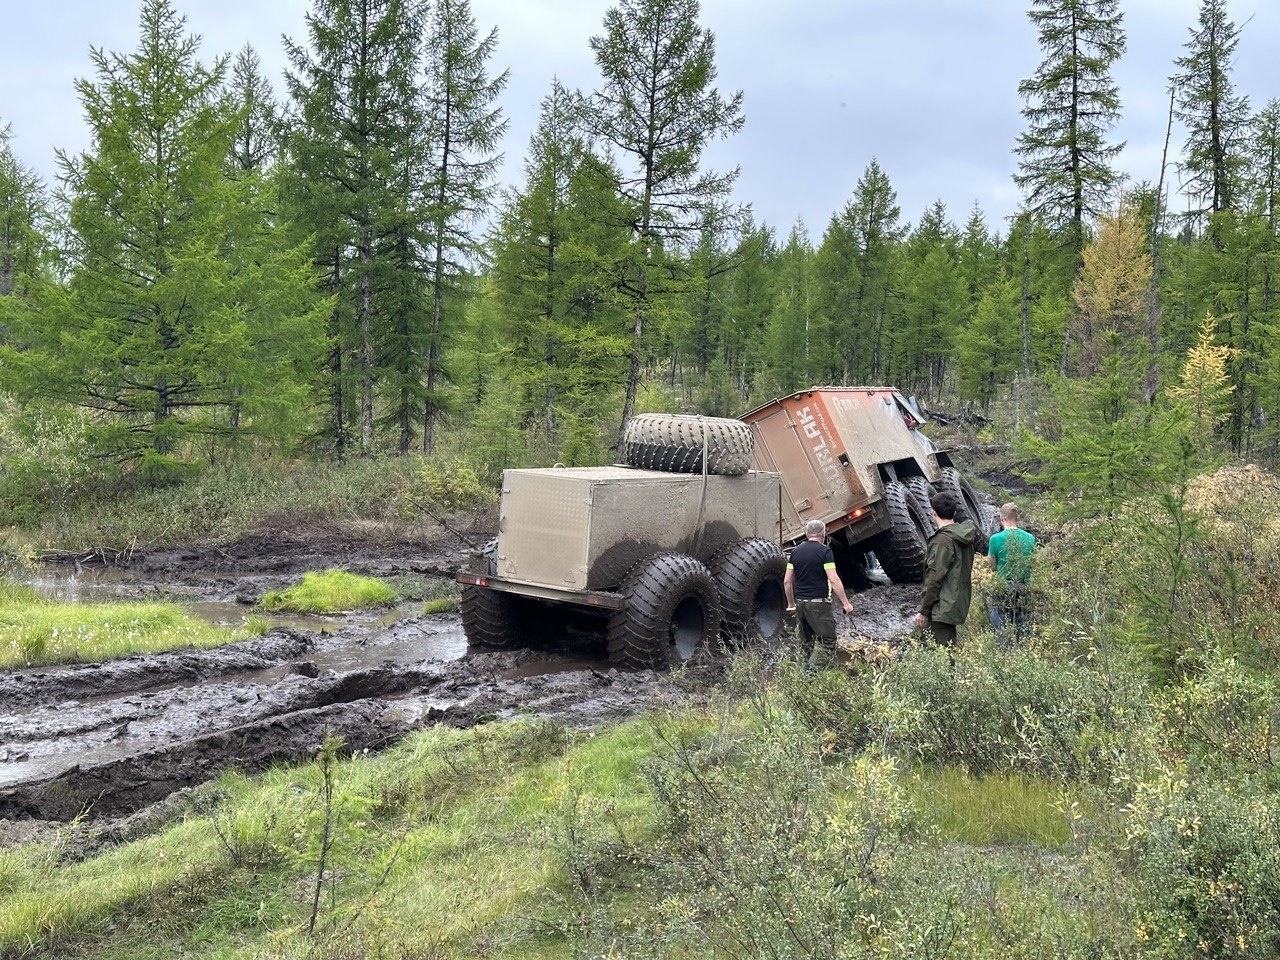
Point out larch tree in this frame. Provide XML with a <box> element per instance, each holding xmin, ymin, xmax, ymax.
<box><xmin>760</xmin><ymin>219</ymin><xmax>814</xmax><ymax>397</ymax></box>
<box><xmin>899</xmin><ymin>200</ymin><xmax>965</xmax><ymax>398</ymax></box>
<box><xmin>487</xmin><ymin>80</ymin><xmax>629</xmax><ymax>460</ymax></box>
<box><xmin>587</xmin><ymin>0</ymin><xmax>744</xmax><ymax>439</ymax></box>
<box><xmin>228</xmin><ymin>46</ymin><xmax>278</xmax><ymax>173</ymax></box>
<box><xmin>810</xmin><ymin>210</ymin><xmax>860</xmax><ymax>386</ymax></box>
<box><xmin>1071</xmin><ymin>198</ymin><xmax>1151</xmax><ymax>376</ymax></box>
<box><xmin>419</xmin><ymin>0</ymin><xmax>507</xmax><ymax>452</ymax></box>
<box><xmin>1173</xmin><ymin>0</ymin><xmax>1250</xmax><ymax>223</ymax></box>
<box><xmin>23</xmin><ymin>0</ymin><xmax>322</xmax><ymax>464</ymax></box>
<box><xmin>1014</xmin><ymin>0</ymin><xmax>1126</xmax><ymax>260</ymax></box>
<box><xmin>841</xmin><ymin>159</ymin><xmax>906</xmax><ymax>383</ymax></box>
<box><xmin>955</xmin><ymin>271</ymin><xmax>1020</xmax><ymax>410</ymax></box>
<box><xmin>0</xmin><ymin>123</ymin><xmax>48</xmax><ymax>303</ymax></box>
<box><xmin>720</xmin><ymin>219</ymin><xmax>776</xmax><ymax>408</ymax></box>
<box><xmin>283</xmin><ymin>0</ymin><xmax>425</xmax><ymax>454</ymax></box>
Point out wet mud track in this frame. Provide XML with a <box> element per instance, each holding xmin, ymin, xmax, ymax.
<box><xmin>1</xmin><ymin>528</ymin><xmax>920</xmax><ymax>834</ymax></box>
<box><xmin>0</xmin><ymin>615</ymin><xmax>697</xmax><ymax>825</ymax></box>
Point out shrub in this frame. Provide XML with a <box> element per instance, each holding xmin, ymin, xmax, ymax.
<box><xmin>409</xmin><ymin>458</ymin><xmax>495</xmax><ymax>514</ymax></box>
<box><xmin>1160</xmin><ymin>656</ymin><xmax>1280</xmax><ymax>776</ymax></box>
<box><xmin>1126</xmin><ymin>771</ymin><xmax>1280</xmax><ymax>958</ymax></box>
<box><xmin>867</xmin><ymin>643</ymin><xmax>1158</xmax><ymax>786</ymax></box>
<box><xmin>640</xmin><ymin>699</ymin><xmax>920</xmax><ymax>957</ymax></box>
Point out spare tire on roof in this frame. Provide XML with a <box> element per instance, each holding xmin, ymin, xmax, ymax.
<box><xmin>622</xmin><ymin>413</ymin><xmax>754</xmax><ymax>476</ymax></box>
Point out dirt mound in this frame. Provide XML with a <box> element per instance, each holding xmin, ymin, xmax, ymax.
<box><xmin>1186</xmin><ymin>463</ymin><xmax>1280</xmax><ymax>530</ymax></box>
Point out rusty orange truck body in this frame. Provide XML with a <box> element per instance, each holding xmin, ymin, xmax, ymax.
<box><xmin>741</xmin><ymin>387</ymin><xmax>988</xmax><ymax>586</ymax></box>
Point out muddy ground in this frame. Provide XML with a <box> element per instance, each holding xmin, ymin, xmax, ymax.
<box><xmin>0</xmin><ymin>522</ymin><xmax>922</xmax><ymax>850</ymax></box>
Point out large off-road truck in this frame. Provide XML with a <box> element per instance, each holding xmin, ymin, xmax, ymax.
<box><xmin>456</xmin><ymin>387</ymin><xmax>989</xmax><ymax>668</ymax></box>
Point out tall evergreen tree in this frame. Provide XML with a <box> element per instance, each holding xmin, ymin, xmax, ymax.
<box><xmin>0</xmin><ymin>124</ymin><xmax>48</xmax><ymax>303</ymax></box>
<box><xmin>16</xmin><ymin>0</ymin><xmax>322</xmax><ymax>463</ymax></box>
<box><xmin>1014</xmin><ymin>0</ymin><xmax>1126</xmax><ymax>258</ymax></box>
<box><xmin>283</xmin><ymin>0</ymin><xmax>425</xmax><ymax>453</ymax></box>
<box><xmin>829</xmin><ymin>159</ymin><xmax>905</xmax><ymax>384</ymax></box>
<box><xmin>760</xmin><ymin>219</ymin><xmax>814</xmax><ymax>396</ymax></box>
<box><xmin>486</xmin><ymin>82</ymin><xmax>629</xmax><ymax>460</ymax></box>
<box><xmin>419</xmin><ymin>0</ymin><xmax>508</xmax><ymax>452</ymax></box>
<box><xmin>587</xmin><ymin>0</ymin><xmax>744</xmax><ymax>438</ymax></box>
<box><xmin>1173</xmin><ymin>0</ymin><xmax>1250</xmax><ymax>222</ymax></box>
<box><xmin>955</xmin><ymin>272</ymin><xmax>1020</xmax><ymax>409</ymax></box>
<box><xmin>898</xmin><ymin>200</ymin><xmax>965</xmax><ymax>397</ymax></box>
<box><xmin>228</xmin><ymin>46</ymin><xmax>278</xmax><ymax>173</ymax></box>
<box><xmin>810</xmin><ymin>211</ymin><xmax>859</xmax><ymax>386</ymax></box>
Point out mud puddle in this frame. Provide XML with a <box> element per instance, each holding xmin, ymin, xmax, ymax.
<box><xmin>1</xmin><ymin>527</ymin><xmax>920</xmax><ymax>838</ymax></box>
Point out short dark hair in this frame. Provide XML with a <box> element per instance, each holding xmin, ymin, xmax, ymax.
<box><xmin>929</xmin><ymin>491</ymin><xmax>959</xmax><ymax>520</ymax></box>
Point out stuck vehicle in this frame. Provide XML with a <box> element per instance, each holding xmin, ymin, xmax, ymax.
<box><xmin>456</xmin><ymin>388</ymin><xmax>990</xmax><ymax>667</ymax></box>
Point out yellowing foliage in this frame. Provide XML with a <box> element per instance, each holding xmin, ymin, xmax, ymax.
<box><xmin>1072</xmin><ymin>200</ymin><xmax>1152</xmax><ymax>374</ymax></box>
<box><xmin>1168</xmin><ymin>313</ymin><xmax>1238</xmax><ymax>431</ymax></box>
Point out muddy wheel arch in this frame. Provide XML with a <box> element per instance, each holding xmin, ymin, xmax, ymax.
<box><xmin>938</xmin><ymin>466</ymin><xmax>990</xmax><ymax>553</ymax></box>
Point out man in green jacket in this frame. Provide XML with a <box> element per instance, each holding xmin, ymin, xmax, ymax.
<box><xmin>912</xmin><ymin>491</ymin><xmax>978</xmax><ymax>647</ymax></box>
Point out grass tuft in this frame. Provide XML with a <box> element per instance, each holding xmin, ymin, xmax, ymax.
<box><xmin>0</xmin><ymin>580</ymin><xmax>258</xmax><ymax>668</ymax></box>
<box><xmin>258</xmin><ymin>569</ymin><xmax>396</xmax><ymax>614</ymax></box>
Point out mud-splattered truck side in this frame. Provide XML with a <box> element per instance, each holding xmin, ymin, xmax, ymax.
<box><xmin>456</xmin><ymin>414</ymin><xmax>788</xmax><ymax>669</ymax></box>
<box><xmin>457</xmin><ymin>388</ymin><xmax>990</xmax><ymax>668</ymax></box>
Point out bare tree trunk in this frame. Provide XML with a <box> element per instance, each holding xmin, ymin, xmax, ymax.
<box><xmin>1145</xmin><ymin>86</ymin><xmax>1175</xmax><ymax>401</ymax></box>
<box><xmin>357</xmin><ymin>241</ymin><xmax>374</xmax><ymax>454</ymax></box>
<box><xmin>1020</xmin><ymin>231</ymin><xmax>1031</xmax><ymax>378</ymax></box>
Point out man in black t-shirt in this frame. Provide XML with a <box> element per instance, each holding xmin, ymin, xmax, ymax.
<box><xmin>784</xmin><ymin>519</ymin><xmax>854</xmax><ymax>668</ymax></box>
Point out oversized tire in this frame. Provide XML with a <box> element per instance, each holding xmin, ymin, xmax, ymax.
<box><xmin>709</xmin><ymin>537</ymin><xmax>787</xmax><ymax>645</ymax></box>
<box><xmin>459</xmin><ymin>585</ymin><xmax>526</xmax><ymax>650</ymax></box>
<box><xmin>870</xmin><ymin>479</ymin><xmax>930</xmax><ymax>584</ymax></box>
<box><xmin>607</xmin><ymin>553</ymin><xmax>721</xmax><ymax>669</ymax></box>
<box><xmin>905</xmin><ymin>475</ymin><xmax>938</xmax><ymax>537</ymax></box>
<box><xmin>939</xmin><ymin>467</ymin><xmax>989</xmax><ymax>553</ymax></box>
<box><xmin>621</xmin><ymin>413</ymin><xmax>754</xmax><ymax>476</ymax></box>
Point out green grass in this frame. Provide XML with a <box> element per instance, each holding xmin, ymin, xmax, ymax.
<box><xmin>0</xmin><ymin>718</ymin><xmax>663</xmax><ymax>959</ymax></box>
<box><xmin>0</xmin><ymin>580</ymin><xmax>261</xmax><ymax>669</ymax></box>
<box><xmin>258</xmin><ymin>569</ymin><xmax>397</xmax><ymax>614</ymax></box>
<box><xmin>421</xmin><ymin>596</ymin><xmax>459</xmax><ymax>614</ymax></box>
<box><xmin>909</xmin><ymin>765</ymin><xmax>1088</xmax><ymax>847</ymax></box>
<box><xmin>9</xmin><ymin>453</ymin><xmax>496</xmax><ymax>552</ymax></box>
<box><xmin>5</xmin><ymin>645</ymin><xmax>1261</xmax><ymax>959</ymax></box>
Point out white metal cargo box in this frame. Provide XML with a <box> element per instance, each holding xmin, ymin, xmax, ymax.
<box><xmin>495</xmin><ymin>465</ymin><xmax>781</xmax><ymax>591</ymax></box>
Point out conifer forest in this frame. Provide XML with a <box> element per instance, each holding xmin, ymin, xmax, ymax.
<box><xmin>0</xmin><ymin>0</ymin><xmax>1276</xmax><ymax>483</ymax></box>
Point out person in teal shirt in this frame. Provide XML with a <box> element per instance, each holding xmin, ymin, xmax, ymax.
<box><xmin>987</xmin><ymin>502</ymin><xmax>1035</xmax><ymax>642</ymax></box>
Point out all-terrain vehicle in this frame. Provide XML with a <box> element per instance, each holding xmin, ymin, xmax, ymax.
<box><xmin>456</xmin><ymin>387</ymin><xmax>990</xmax><ymax>668</ymax></box>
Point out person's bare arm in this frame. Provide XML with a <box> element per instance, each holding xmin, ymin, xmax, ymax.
<box><xmin>784</xmin><ymin>566</ymin><xmax>796</xmax><ymax>610</ymax></box>
<box><xmin>825</xmin><ymin>568</ymin><xmax>853</xmax><ymax>614</ymax></box>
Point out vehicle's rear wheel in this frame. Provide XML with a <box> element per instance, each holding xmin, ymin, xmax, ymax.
<box><xmin>460</xmin><ymin>585</ymin><xmax>527</xmax><ymax>650</ymax></box>
<box><xmin>607</xmin><ymin>553</ymin><xmax>721</xmax><ymax>669</ymax></box>
<box><xmin>621</xmin><ymin>414</ymin><xmax>754</xmax><ymax>476</ymax></box>
<box><xmin>905</xmin><ymin>475</ymin><xmax>938</xmax><ymax>537</ymax></box>
<box><xmin>939</xmin><ymin>467</ymin><xmax>989</xmax><ymax>553</ymax></box>
<box><xmin>709</xmin><ymin>538</ymin><xmax>787</xmax><ymax>645</ymax></box>
<box><xmin>871</xmin><ymin>480</ymin><xmax>930</xmax><ymax>583</ymax></box>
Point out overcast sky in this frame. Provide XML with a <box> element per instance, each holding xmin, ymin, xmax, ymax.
<box><xmin>2</xmin><ymin>0</ymin><xmax>1277</xmax><ymax>239</ymax></box>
